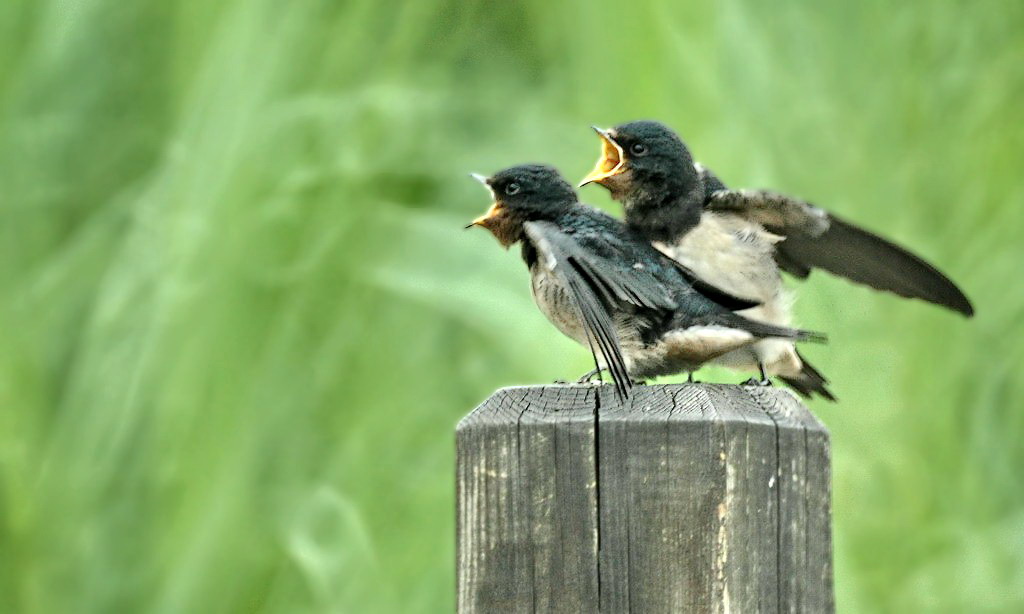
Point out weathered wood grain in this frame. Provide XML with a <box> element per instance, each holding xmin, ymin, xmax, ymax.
<box><xmin>456</xmin><ymin>383</ymin><xmax>833</xmax><ymax>613</ymax></box>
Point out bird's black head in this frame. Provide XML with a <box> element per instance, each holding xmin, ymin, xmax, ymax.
<box><xmin>579</xmin><ymin>120</ymin><xmax>702</xmax><ymax>215</ymax></box>
<box><xmin>468</xmin><ymin>164</ymin><xmax>577</xmax><ymax>248</ymax></box>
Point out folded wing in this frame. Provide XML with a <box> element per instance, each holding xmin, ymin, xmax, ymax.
<box><xmin>524</xmin><ymin>221</ymin><xmax>647</xmax><ymax>400</ymax></box>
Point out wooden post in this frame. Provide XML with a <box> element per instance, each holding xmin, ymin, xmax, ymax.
<box><xmin>456</xmin><ymin>383</ymin><xmax>833</xmax><ymax>613</ymax></box>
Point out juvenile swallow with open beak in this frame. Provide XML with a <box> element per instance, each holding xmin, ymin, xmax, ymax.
<box><xmin>580</xmin><ymin>120</ymin><xmax>974</xmax><ymax>400</ymax></box>
<box><xmin>467</xmin><ymin>163</ymin><xmax>826</xmax><ymax>399</ymax></box>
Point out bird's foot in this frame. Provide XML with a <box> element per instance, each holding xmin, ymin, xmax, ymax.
<box><xmin>576</xmin><ymin>368</ymin><xmax>605</xmax><ymax>384</ymax></box>
<box><xmin>553</xmin><ymin>379</ymin><xmax>568</xmax><ymax>385</ymax></box>
<box><xmin>743</xmin><ymin>363</ymin><xmax>772</xmax><ymax>387</ymax></box>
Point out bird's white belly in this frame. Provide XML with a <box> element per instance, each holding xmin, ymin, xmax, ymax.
<box><xmin>530</xmin><ymin>267</ymin><xmax>588</xmax><ymax>347</ymax></box>
<box><xmin>655</xmin><ymin>212</ymin><xmax>780</xmax><ymax>303</ymax></box>
<box><xmin>656</xmin><ymin>212</ymin><xmax>801</xmax><ymax>376</ymax></box>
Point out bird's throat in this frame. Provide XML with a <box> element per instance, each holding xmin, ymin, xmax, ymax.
<box><xmin>623</xmin><ymin>186</ymin><xmax>704</xmax><ymax>244</ymax></box>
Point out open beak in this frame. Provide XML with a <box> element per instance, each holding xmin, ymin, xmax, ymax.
<box><xmin>466</xmin><ymin>202</ymin><xmax>503</xmax><ymax>229</ymax></box>
<box><xmin>578</xmin><ymin>126</ymin><xmax>626</xmax><ymax>187</ymax></box>
<box><xmin>466</xmin><ymin>173</ymin><xmax>501</xmax><ymax>229</ymax></box>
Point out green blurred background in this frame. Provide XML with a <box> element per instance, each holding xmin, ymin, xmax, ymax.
<box><xmin>2</xmin><ymin>0</ymin><xmax>1022</xmax><ymax>611</ymax></box>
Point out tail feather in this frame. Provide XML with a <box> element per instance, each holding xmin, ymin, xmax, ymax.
<box><xmin>779</xmin><ymin>351</ymin><xmax>836</xmax><ymax>401</ymax></box>
<box><xmin>716</xmin><ymin>312</ymin><xmax>828</xmax><ymax>344</ymax></box>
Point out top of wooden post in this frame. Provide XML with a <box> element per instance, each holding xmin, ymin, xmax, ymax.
<box><xmin>458</xmin><ymin>382</ymin><xmax>828</xmax><ymax>435</ymax></box>
<box><xmin>457</xmin><ymin>383</ymin><xmax>833</xmax><ymax>613</ymax></box>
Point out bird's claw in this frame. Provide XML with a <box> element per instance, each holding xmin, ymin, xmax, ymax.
<box><xmin>576</xmin><ymin>368</ymin><xmax>604</xmax><ymax>384</ymax></box>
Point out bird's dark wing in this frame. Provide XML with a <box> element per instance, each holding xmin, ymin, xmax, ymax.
<box><xmin>537</xmin><ymin>222</ymin><xmax>682</xmax><ymax>314</ymax></box>
<box><xmin>706</xmin><ymin>189</ymin><xmax>832</xmax><ymax>236</ymax></box>
<box><xmin>706</xmin><ymin>189</ymin><xmax>974</xmax><ymax>316</ymax></box>
<box><xmin>523</xmin><ymin>221</ymin><xmax>643</xmax><ymax>400</ymax></box>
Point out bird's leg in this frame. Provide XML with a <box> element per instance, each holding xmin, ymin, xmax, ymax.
<box><xmin>687</xmin><ymin>372</ymin><xmax>694</xmax><ymax>383</ymax></box>
<box><xmin>742</xmin><ymin>363</ymin><xmax>773</xmax><ymax>387</ymax></box>
<box><xmin>576</xmin><ymin>367</ymin><xmax>605</xmax><ymax>384</ymax></box>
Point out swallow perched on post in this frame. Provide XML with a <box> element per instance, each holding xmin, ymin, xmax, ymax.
<box><xmin>580</xmin><ymin>120</ymin><xmax>974</xmax><ymax>400</ymax></box>
<box><xmin>467</xmin><ymin>163</ymin><xmax>826</xmax><ymax>399</ymax></box>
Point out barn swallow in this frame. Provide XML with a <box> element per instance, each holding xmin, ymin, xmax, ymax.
<box><xmin>580</xmin><ymin>120</ymin><xmax>974</xmax><ymax>400</ymax></box>
<box><xmin>467</xmin><ymin>163</ymin><xmax>826</xmax><ymax>399</ymax></box>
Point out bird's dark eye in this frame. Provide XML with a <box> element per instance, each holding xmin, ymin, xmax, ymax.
<box><xmin>630</xmin><ymin>143</ymin><xmax>648</xmax><ymax>156</ymax></box>
<box><xmin>505</xmin><ymin>182</ymin><xmax>521</xmax><ymax>196</ymax></box>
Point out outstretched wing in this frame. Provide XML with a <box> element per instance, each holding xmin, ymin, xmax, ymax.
<box><xmin>705</xmin><ymin>189</ymin><xmax>974</xmax><ymax>316</ymax></box>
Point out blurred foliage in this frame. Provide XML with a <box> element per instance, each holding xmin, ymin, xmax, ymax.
<box><xmin>1</xmin><ymin>0</ymin><xmax>1022</xmax><ymax>612</ymax></box>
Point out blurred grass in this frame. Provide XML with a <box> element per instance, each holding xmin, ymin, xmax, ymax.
<box><xmin>1</xmin><ymin>0</ymin><xmax>1022</xmax><ymax>611</ymax></box>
